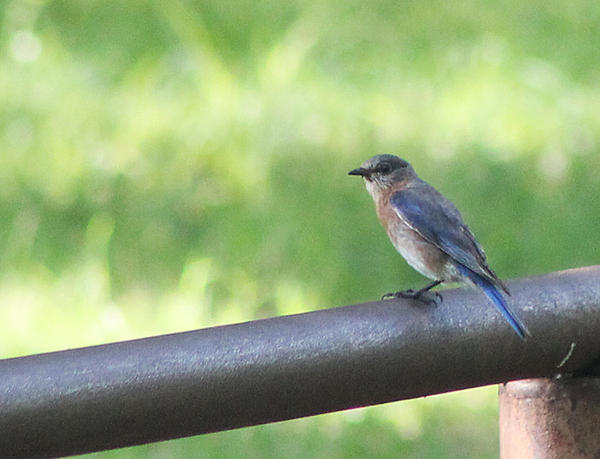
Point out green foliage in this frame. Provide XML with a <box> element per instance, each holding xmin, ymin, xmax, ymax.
<box><xmin>2</xmin><ymin>0</ymin><xmax>599</xmax><ymax>457</ymax></box>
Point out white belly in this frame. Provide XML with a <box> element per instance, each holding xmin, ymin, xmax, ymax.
<box><xmin>385</xmin><ymin>219</ymin><xmax>452</xmax><ymax>281</ymax></box>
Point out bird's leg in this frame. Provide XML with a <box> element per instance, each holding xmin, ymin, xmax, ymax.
<box><xmin>382</xmin><ymin>280</ymin><xmax>443</xmax><ymax>305</ymax></box>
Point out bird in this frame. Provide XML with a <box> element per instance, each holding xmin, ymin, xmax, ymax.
<box><xmin>349</xmin><ymin>154</ymin><xmax>528</xmax><ymax>339</ymax></box>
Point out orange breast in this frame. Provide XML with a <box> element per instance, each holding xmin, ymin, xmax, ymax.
<box><xmin>374</xmin><ymin>187</ymin><xmax>451</xmax><ymax>281</ymax></box>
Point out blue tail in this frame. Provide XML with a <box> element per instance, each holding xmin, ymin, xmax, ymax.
<box><xmin>458</xmin><ymin>266</ymin><xmax>528</xmax><ymax>339</ymax></box>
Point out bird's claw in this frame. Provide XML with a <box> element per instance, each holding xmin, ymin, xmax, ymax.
<box><xmin>381</xmin><ymin>289</ymin><xmax>443</xmax><ymax>306</ymax></box>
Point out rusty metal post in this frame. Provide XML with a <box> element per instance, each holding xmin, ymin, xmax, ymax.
<box><xmin>499</xmin><ymin>377</ymin><xmax>600</xmax><ymax>458</ymax></box>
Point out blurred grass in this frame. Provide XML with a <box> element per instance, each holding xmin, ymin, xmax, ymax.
<box><xmin>1</xmin><ymin>0</ymin><xmax>600</xmax><ymax>457</ymax></box>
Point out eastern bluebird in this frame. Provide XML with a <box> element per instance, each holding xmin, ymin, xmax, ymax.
<box><xmin>349</xmin><ymin>154</ymin><xmax>528</xmax><ymax>339</ymax></box>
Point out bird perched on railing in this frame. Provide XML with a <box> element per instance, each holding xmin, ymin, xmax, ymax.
<box><xmin>349</xmin><ymin>154</ymin><xmax>528</xmax><ymax>339</ymax></box>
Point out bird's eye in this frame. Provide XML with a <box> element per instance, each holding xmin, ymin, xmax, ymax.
<box><xmin>378</xmin><ymin>163</ymin><xmax>392</xmax><ymax>174</ymax></box>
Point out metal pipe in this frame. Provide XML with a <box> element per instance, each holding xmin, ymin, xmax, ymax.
<box><xmin>499</xmin><ymin>377</ymin><xmax>600</xmax><ymax>458</ymax></box>
<box><xmin>1</xmin><ymin>266</ymin><xmax>599</xmax><ymax>458</ymax></box>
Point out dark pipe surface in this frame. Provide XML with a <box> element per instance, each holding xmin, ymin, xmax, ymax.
<box><xmin>1</xmin><ymin>266</ymin><xmax>599</xmax><ymax>457</ymax></box>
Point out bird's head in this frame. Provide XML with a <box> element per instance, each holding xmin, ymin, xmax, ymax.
<box><xmin>348</xmin><ymin>154</ymin><xmax>416</xmax><ymax>197</ymax></box>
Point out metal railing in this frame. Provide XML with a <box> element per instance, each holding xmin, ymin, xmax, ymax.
<box><xmin>1</xmin><ymin>266</ymin><xmax>599</xmax><ymax>458</ymax></box>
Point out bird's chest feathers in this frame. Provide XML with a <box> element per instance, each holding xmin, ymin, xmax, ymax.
<box><xmin>375</xmin><ymin>190</ymin><xmax>447</xmax><ymax>280</ymax></box>
<box><xmin>375</xmin><ymin>189</ymin><xmax>417</xmax><ymax>243</ymax></box>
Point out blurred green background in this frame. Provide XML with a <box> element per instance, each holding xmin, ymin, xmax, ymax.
<box><xmin>2</xmin><ymin>0</ymin><xmax>599</xmax><ymax>457</ymax></box>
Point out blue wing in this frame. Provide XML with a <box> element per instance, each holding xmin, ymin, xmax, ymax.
<box><xmin>390</xmin><ymin>183</ymin><xmax>508</xmax><ymax>293</ymax></box>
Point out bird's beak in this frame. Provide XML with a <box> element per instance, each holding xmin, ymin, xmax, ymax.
<box><xmin>348</xmin><ymin>167</ymin><xmax>371</xmax><ymax>177</ymax></box>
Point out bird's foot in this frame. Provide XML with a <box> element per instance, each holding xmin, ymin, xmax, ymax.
<box><xmin>381</xmin><ymin>289</ymin><xmax>443</xmax><ymax>306</ymax></box>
